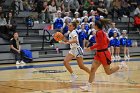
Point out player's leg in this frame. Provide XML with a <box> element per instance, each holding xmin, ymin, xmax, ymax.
<box><xmin>80</xmin><ymin>60</ymin><xmax>101</xmax><ymax>91</ymax></box>
<box><xmin>63</xmin><ymin>53</ymin><xmax>74</xmax><ymax>74</ymax></box>
<box><xmin>76</xmin><ymin>57</ymin><xmax>90</xmax><ymax>74</ymax></box>
<box><xmin>64</xmin><ymin>52</ymin><xmax>79</xmax><ymax>82</ymax></box>
<box><xmin>103</xmin><ymin>64</ymin><xmax>119</xmax><ymax>75</ymax></box>
<box><xmin>103</xmin><ymin>61</ymin><xmax>128</xmax><ymax>75</ymax></box>
<box><xmin>89</xmin><ymin>60</ymin><xmax>101</xmax><ymax>83</ymax></box>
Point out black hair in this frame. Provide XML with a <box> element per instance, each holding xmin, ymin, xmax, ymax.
<box><xmin>13</xmin><ymin>32</ymin><xmax>18</xmax><ymax>35</ymax></box>
<box><xmin>71</xmin><ymin>22</ymin><xmax>77</xmax><ymax>29</ymax></box>
<box><xmin>95</xmin><ymin>20</ymin><xmax>103</xmax><ymax>29</ymax></box>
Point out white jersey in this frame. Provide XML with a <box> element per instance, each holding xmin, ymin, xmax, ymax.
<box><xmin>69</xmin><ymin>30</ymin><xmax>80</xmax><ymax>49</ymax></box>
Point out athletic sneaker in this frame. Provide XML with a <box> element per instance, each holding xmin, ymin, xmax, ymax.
<box><xmin>80</xmin><ymin>83</ymin><xmax>91</xmax><ymax>92</ymax></box>
<box><xmin>124</xmin><ymin>55</ymin><xmax>128</xmax><ymax>60</ymax></box>
<box><xmin>16</xmin><ymin>61</ymin><xmax>20</xmax><ymax>65</ymax></box>
<box><xmin>119</xmin><ymin>61</ymin><xmax>128</xmax><ymax>71</ymax></box>
<box><xmin>115</xmin><ymin>56</ymin><xmax>118</xmax><ymax>61</ymax></box>
<box><xmin>118</xmin><ymin>56</ymin><xmax>121</xmax><ymax>60</ymax></box>
<box><xmin>70</xmin><ymin>74</ymin><xmax>78</xmax><ymax>82</ymax></box>
<box><xmin>111</xmin><ymin>55</ymin><xmax>115</xmax><ymax>61</ymax></box>
<box><xmin>127</xmin><ymin>55</ymin><xmax>130</xmax><ymax>59</ymax></box>
<box><xmin>20</xmin><ymin>60</ymin><xmax>26</xmax><ymax>64</ymax></box>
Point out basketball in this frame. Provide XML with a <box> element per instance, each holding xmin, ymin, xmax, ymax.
<box><xmin>53</xmin><ymin>32</ymin><xmax>64</xmax><ymax>41</ymax></box>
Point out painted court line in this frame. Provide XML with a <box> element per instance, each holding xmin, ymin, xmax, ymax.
<box><xmin>0</xmin><ymin>58</ymin><xmax>140</xmax><ymax>71</ymax></box>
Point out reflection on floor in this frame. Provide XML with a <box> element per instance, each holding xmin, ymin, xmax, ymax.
<box><xmin>0</xmin><ymin>59</ymin><xmax>140</xmax><ymax>93</ymax></box>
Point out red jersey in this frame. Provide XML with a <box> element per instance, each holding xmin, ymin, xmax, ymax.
<box><xmin>90</xmin><ymin>30</ymin><xmax>109</xmax><ymax>50</ymax></box>
<box><xmin>90</xmin><ymin>29</ymin><xmax>111</xmax><ymax>66</ymax></box>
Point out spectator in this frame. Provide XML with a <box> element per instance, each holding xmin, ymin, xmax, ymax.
<box><xmin>63</xmin><ymin>12</ymin><xmax>72</xmax><ymax>23</ymax></box>
<box><xmin>112</xmin><ymin>0</ymin><xmax>123</xmax><ymax>20</ymax></box>
<box><xmin>0</xmin><ymin>6</ymin><xmax>6</xmax><ymax>17</ymax></box>
<box><xmin>23</xmin><ymin>0</ymin><xmax>32</xmax><ymax>11</ymax></box>
<box><xmin>81</xmin><ymin>10</ymin><xmax>88</xmax><ymax>22</ymax></box>
<box><xmin>77</xmin><ymin>23</ymin><xmax>87</xmax><ymax>48</ymax></box>
<box><xmin>0</xmin><ymin>13</ymin><xmax>9</xmax><ymax>40</ymax></box>
<box><xmin>87</xmin><ymin>29</ymin><xmax>96</xmax><ymax>47</ymax></box>
<box><xmin>72</xmin><ymin>12</ymin><xmax>81</xmax><ymax>30</ymax></box>
<box><xmin>134</xmin><ymin>4</ymin><xmax>140</xmax><ymax>16</ymax></box>
<box><xmin>77</xmin><ymin>0</ymin><xmax>84</xmax><ymax>16</ymax></box>
<box><xmin>10</xmin><ymin>32</ymin><xmax>25</xmax><ymax>65</ymax></box>
<box><xmin>12</xmin><ymin>0</ymin><xmax>23</xmax><ymax>11</ymax></box>
<box><xmin>108</xmin><ymin>22</ymin><xmax>120</xmax><ymax>38</ymax></box>
<box><xmin>37</xmin><ymin>1</ymin><xmax>50</xmax><ymax>23</ymax></box>
<box><xmin>120</xmin><ymin>30</ymin><xmax>130</xmax><ymax>60</ymax></box>
<box><xmin>134</xmin><ymin>13</ymin><xmax>140</xmax><ymax>34</ymax></box>
<box><xmin>6</xmin><ymin>12</ymin><xmax>17</xmax><ymax>35</ymax></box>
<box><xmin>69</xmin><ymin>0</ymin><xmax>80</xmax><ymax>16</ymax></box>
<box><xmin>63</xmin><ymin>17</ymin><xmax>70</xmax><ymax>35</ymax></box>
<box><xmin>53</xmin><ymin>11</ymin><xmax>63</xmax><ymax>31</ymax></box>
<box><xmin>88</xmin><ymin>22</ymin><xmax>96</xmax><ymax>35</ymax></box>
<box><xmin>56</xmin><ymin>2</ymin><xmax>66</xmax><ymax>17</ymax></box>
<box><xmin>97</xmin><ymin>1</ymin><xmax>108</xmax><ymax>18</ymax></box>
<box><xmin>55</xmin><ymin>0</ymin><xmax>63</xmax><ymax>8</ymax></box>
<box><xmin>121</xmin><ymin>0</ymin><xmax>131</xmax><ymax>17</ymax></box>
<box><xmin>63</xmin><ymin>0</ymin><xmax>70</xmax><ymax>12</ymax></box>
<box><xmin>82</xmin><ymin>16</ymin><xmax>90</xmax><ymax>33</ymax></box>
<box><xmin>48</xmin><ymin>0</ymin><xmax>57</xmax><ymax>22</ymax></box>
<box><xmin>83</xmin><ymin>0</ymin><xmax>94</xmax><ymax>13</ymax></box>
<box><xmin>127</xmin><ymin>0</ymin><xmax>137</xmax><ymax>12</ymax></box>
<box><xmin>88</xmin><ymin>10</ymin><xmax>96</xmax><ymax>23</ymax></box>
<box><xmin>109</xmin><ymin>31</ymin><xmax>121</xmax><ymax>61</ymax></box>
<box><xmin>72</xmin><ymin>12</ymin><xmax>81</xmax><ymax>24</ymax></box>
<box><xmin>86</xmin><ymin>22</ymin><xmax>96</xmax><ymax>47</ymax></box>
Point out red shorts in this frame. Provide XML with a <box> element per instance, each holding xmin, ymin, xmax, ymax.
<box><xmin>94</xmin><ymin>50</ymin><xmax>111</xmax><ymax>66</ymax></box>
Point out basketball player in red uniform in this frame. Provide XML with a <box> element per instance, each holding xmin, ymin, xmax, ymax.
<box><xmin>80</xmin><ymin>20</ymin><xmax>128</xmax><ymax>91</ymax></box>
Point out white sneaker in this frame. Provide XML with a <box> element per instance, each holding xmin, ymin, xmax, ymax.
<box><xmin>16</xmin><ymin>61</ymin><xmax>20</xmax><ymax>65</ymax></box>
<box><xmin>118</xmin><ymin>56</ymin><xmax>121</xmax><ymax>60</ymax></box>
<box><xmin>127</xmin><ymin>55</ymin><xmax>130</xmax><ymax>59</ymax></box>
<box><xmin>124</xmin><ymin>55</ymin><xmax>128</xmax><ymax>60</ymax></box>
<box><xmin>111</xmin><ymin>55</ymin><xmax>115</xmax><ymax>61</ymax></box>
<box><xmin>80</xmin><ymin>83</ymin><xmax>91</xmax><ymax>92</ymax></box>
<box><xmin>70</xmin><ymin>74</ymin><xmax>78</xmax><ymax>82</ymax></box>
<box><xmin>115</xmin><ymin>56</ymin><xmax>118</xmax><ymax>61</ymax></box>
<box><xmin>20</xmin><ymin>60</ymin><xmax>26</xmax><ymax>64</ymax></box>
<box><xmin>119</xmin><ymin>61</ymin><xmax>128</xmax><ymax>71</ymax></box>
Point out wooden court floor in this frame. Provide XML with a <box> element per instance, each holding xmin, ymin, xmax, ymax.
<box><xmin>0</xmin><ymin>58</ymin><xmax>140</xmax><ymax>93</ymax></box>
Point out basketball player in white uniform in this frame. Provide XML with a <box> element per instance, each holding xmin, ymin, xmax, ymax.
<box><xmin>60</xmin><ymin>22</ymin><xmax>90</xmax><ymax>82</ymax></box>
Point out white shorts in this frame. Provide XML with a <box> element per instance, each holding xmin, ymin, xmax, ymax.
<box><xmin>69</xmin><ymin>47</ymin><xmax>83</xmax><ymax>57</ymax></box>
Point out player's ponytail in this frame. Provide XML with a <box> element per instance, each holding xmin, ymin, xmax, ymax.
<box><xmin>95</xmin><ymin>19</ymin><xmax>111</xmax><ymax>29</ymax></box>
